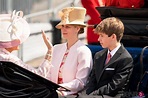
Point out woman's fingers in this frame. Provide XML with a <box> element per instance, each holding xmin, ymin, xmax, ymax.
<box><xmin>41</xmin><ymin>30</ymin><xmax>53</xmax><ymax>50</ymax></box>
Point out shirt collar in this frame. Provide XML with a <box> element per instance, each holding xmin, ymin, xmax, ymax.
<box><xmin>107</xmin><ymin>43</ymin><xmax>121</xmax><ymax>57</ymax></box>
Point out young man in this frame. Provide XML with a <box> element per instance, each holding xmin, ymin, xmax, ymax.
<box><xmin>82</xmin><ymin>17</ymin><xmax>134</xmax><ymax>98</ymax></box>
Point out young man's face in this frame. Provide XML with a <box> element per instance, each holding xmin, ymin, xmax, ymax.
<box><xmin>98</xmin><ymin>32</ymin><xmax>113</xmax><ymax>49</ymax></box>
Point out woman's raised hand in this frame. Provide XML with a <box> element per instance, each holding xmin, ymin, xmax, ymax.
<box><xmin>42</xmin><ymin>30</ymin><xmax>53</xmax><ymax>50</ymax></box>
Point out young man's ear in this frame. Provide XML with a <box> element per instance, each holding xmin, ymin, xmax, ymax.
<box><xmin>111</xmin><ymin>34</ymin><xmax>117</xmax><ymax>40</ymax></box>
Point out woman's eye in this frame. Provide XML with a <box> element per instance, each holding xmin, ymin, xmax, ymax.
<box><xmin>61</xmin><ymin>25</ymin><xmax>71</xmax><ymax>28</ymax></box>
<box><xmin>65</xmin><ymin>26</ymin><xmax>71</xmax><ymax>28</ymax></box>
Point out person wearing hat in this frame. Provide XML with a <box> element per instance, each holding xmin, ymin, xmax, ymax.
<box><xmin>0</xmin><ymin>10</ymin><xmax>52</xmax><ymax>79</ymax></box>
<box><xmin>42</xmin><ymin>7</ymin><xmax>93</xmax><ymax>96</ymax></box>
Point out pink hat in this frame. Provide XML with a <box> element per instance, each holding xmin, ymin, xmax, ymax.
<box><xmin>0</xmin><ymin>10</ymin><xmax>30</xmax><ymax>48</ymax></box>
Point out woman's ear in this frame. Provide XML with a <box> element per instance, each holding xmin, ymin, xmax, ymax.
<box><xmin>76</xmin><ymin>26</ymin><xmax>80</xmax><ymax>30</ymax></box>
<box><xmin>75</xmin><ymin>26</ymin><xmax>80</xmax><ymax>33</ymax></box>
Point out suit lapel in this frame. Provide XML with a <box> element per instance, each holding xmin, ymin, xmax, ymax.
<box><xmin>96</xmin><ymin>45</ymin><xmax>125</xmax><ymax>83</ymax></box>
<box><xmin>105</xmin><ymin>45</ymin><xmax>124</xmax><ymax>67</ymax></box>
<box><xmin>95</xmin><ymin>49</ymin><xmax>108</xmax><ymax>82</ymax></box>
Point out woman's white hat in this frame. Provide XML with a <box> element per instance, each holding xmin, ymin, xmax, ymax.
<box><xmin>56</xmin><ymin>7</ymin><xmax>86</xmax><ymax>29</ymax></box>
<box><xmin>0</xmin><ymin>10</ymin><xmax>30</xmax><ymax>48</ymax></box>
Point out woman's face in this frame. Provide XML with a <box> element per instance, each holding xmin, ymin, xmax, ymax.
<box><xmin>61</xmin><ymin>24</ymin><xmax>79</xmax><ymax>39</ymax></box>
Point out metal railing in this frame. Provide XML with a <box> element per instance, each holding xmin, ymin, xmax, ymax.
<box><xmin>24</xmin><ymin>0</ymin><xmax>80</xmax><ymax>20</ymax></box>
<box><xmin>19</xmin><ymin>0</ymin><xmax>81</xmax><ymax>61</ymax></box>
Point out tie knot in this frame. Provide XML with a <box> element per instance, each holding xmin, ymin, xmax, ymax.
<box><xmin>108</xmin><ymin>52</ymin><xmax>111</xmax><ymax>58</ymax></box>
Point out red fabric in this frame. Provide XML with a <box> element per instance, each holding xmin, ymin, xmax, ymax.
<box><xmin>104</xmin><ymin>0</ymin><xmax>118</xmax><ymax>6</ymax></box>
<box><xmin>58</xmin><ymin>50</ymin><xmax>69</xmax><ymax>84</ymax></box>
<box><xmin>117</xmin><ymin>0</ymin><xmax>144</xmax><ymax>8</ymax></box>
<box><xmin>81</xmin><ymin>0</ymin><xmax>102</xmax><ymax>44</ymax></box>
<box><xmin>104</xmin><ymin>0</ymin><xmax>144</xmax><ymax>8</ymax></box>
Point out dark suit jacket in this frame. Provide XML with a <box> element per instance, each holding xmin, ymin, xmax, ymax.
<box><xmin>86</xmin><ymin>45</ymin><xmax>133</xmax><ymax>97</ymax></box>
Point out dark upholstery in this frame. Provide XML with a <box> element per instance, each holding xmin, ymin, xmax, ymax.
<box><xmin>95</xmin><ymin>7</ymin><xmax>148</xmax><ymax>47</ymax></box>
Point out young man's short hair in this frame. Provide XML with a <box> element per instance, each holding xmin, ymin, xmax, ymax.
<box><xmin>95</xmin><ymin>17</ymin><xmax>124</xmax><ymax>42</ymax></box>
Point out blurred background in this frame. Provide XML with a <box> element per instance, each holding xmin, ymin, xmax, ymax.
<box><xmin>0</xmin><ymin>0</ymin><xmax>87</xmax><ymax>66</ymax></box>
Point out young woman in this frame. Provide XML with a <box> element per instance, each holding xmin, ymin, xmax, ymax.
<box><xmin>42</xmin><ymin>7</ymin><xmax>93</xmax><ymax>96</ymax></box>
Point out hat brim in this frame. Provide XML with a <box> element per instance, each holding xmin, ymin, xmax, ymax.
<box><xmin>0</xmin><ymin>39</ymin><xmax>20</xmax><ymax>48</ymax></box>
